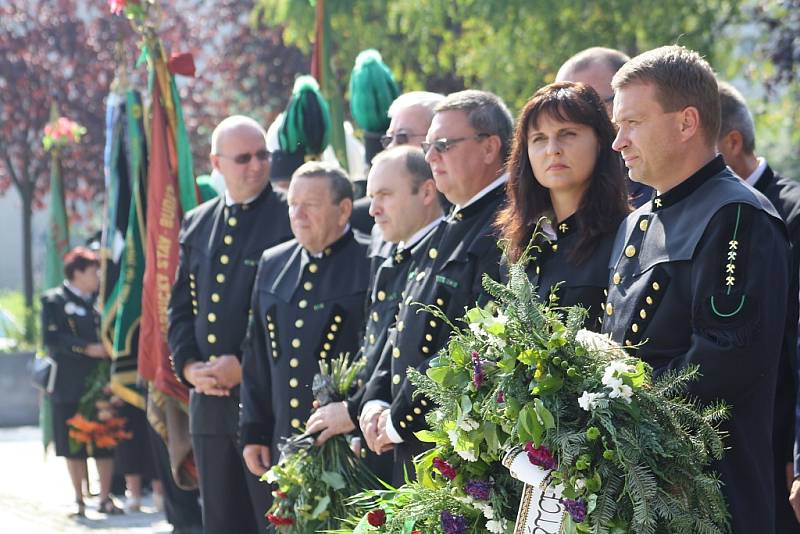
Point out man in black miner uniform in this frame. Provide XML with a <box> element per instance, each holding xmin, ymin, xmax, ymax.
<box><xmin>304</xmin><ymin>146</ymin><xmax>443</xmax><ymax>481</ymax></box>
<box><xmin>717</xmin><ymin>80</ymin><xmax>800</xmax><ymax>532</ymax></box>
<box><xmin>603</xmin><ymin>46</ymin><xmax>790</xmax><ymax>533</ymax></box>
<box><xmin>240</xmin><ymin>162</ymin><xmax>370</xmax><ymax>483</ymax></box>
<box><xmin>360</xmin><ymin>90</ymin><xmax>513</xmax><ymax>484</ymax></box>
<box><xmin>167</xmin><ymin>115</ymin><xmax>292</xmax><ymax>534</ymax></box>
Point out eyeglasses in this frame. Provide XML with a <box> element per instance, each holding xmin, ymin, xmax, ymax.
<box><xmin>421</xmin><ymin>133</ymin><xmax>490</xmax><ymax>155</ymax></box>
<box><xmin>380</xmin><ymin>132</ymin><xmax>426</xmax><ymax>148</ymax></box>
<box><xmin>217</xmin><ymin>149</ymin><xmax>271</xmax><ymax>165</ymax></box>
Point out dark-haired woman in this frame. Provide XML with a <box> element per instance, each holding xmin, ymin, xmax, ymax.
<box><xmin>496</xmin><ymin>82</ymin><xmax>630</xmax><ymax>330</ymax></box>
<box><xmin>40</xmin><ymin>247</ymin><xmax>122</xmax><ymax>515</ymax></box>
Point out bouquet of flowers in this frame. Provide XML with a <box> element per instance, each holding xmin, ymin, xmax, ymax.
<box><xmin>67</xmin><ymin>360</ymin><xmax>131</xmax><ymax>455</ymax></box>
<box><xmin>265</xmin><ymin>354</ymin><xmax>383</xmax><ymax>532</ymax></box>
<box><xmin>343</xmin><ymin>253</ymin><xmax>730</xmax><ymax>533</ymax></box>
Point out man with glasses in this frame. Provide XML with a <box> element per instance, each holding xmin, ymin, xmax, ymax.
<box><xmin>556</xmin><ymin>46</ymin><xmax>653</xmax><ymax>208</ymax></box>
<box><xmin>360</xmin><ymin>90</ymin><xmax>513</xmax><ymax>484</ymax></box>
<box><xmin>350</xmin><ymin>91</ymin><xmax>444</xmax><ymax>235</ymax></box>
<box><xmin>168</xmin><ymin>115</ymin><xmax>292</xmax><ymax>533</ymax></box>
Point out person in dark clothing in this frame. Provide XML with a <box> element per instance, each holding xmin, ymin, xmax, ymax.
<box><xmin>305</xmin><ymin>146</ymin><xmax>444</xmax><ymax>482</ymax></box>
<box><xmin>717</xmin><ymin>80</ymin><xmax>800</xmax><ymax>531</ymax></box>
<box><xmin>167</xmin><ymin>115</ymin><xmax>292</xmax><ymax>534</ymax></box>
<box><xmin>360</xmin><ymin>90</ymin><xmax>513</xmax><ymax>484</ymax></box>
<box><xmin>496</xmin><ymin>81</ymin><xmax>630</xmax><ymax>330</ymax></box>
<box><xmin>603</xmin><ymin>46</ymin><xmax>790</xmax><ymax>534</ymax></box>
<box><xmin>41</xmin><ymin>247</ymin><xmax>120</xmax><ymax>516</ymax></box>
<box><xmin>240</xmin><ymin>162</ymin><xmax>370</xmax><ymax>486</ymax></box>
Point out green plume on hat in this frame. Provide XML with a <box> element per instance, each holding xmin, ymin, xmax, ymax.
<box><xmin>279</xmin><ymin>75</ymin><xmax>332</xmax><ymax>156</ymax></box>
<box><xmin>349</xmin><ymin>49</ymin><xmax>400</xmax><ymax>133</ymax></box>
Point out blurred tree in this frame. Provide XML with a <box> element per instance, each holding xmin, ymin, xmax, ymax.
<box><xmin>0</xmin><ymin>0</ymin><xmax>119</xmax><ymax>338</ymax></box>
<box><xmin>254</xmin><ymin>0</ymin><xmax>742</xmax><ymax>112</ymax></box>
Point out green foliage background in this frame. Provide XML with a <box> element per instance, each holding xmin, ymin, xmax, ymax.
<box><xmin>255</xmin><ymin>0</ymin><xmax>799</xmax><ymax>176</ymax></box>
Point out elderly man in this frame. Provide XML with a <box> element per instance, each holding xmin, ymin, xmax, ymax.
<box><xmin>360</xmin><ymin>90</ymin><xmax>512</xmax><ymax>484</ymax></box>
<box><xmin>603</xmin><ymin>46</ymin><xmax>789</xmax><ymax>533</ymax></box>
<box><xmin>240</xmin><ymin>162</ymin><xmax>371</xmax><ymax>484</ymax></box>
<box><xmin>350</xmin><ymin>91</ymin><xmax>444</xmax><ymax>234</ymax></box>
<box><xmin>303</xmin><ymin>146</ymin><xmax>443</xmax><ymax>479</ymax></box>
<box><xmin>556</xmin><ymin>46</ymin><xmax>653</xmax><ymax>208</ymax></box>
<box><xmin>167</xmin><ymin>115</ymin><xmax>292</xmax><ymax>533</ymax></box>
<box><xmin>717</xmin><ymin>81</ymin><xmax>800</xmax><ymax>531</ymax></box>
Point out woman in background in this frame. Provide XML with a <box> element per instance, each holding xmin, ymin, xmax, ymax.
<box><xmin>41</xmin><ymin>247</ymin><xmax>122</xmax><ymax>516</ymax></box>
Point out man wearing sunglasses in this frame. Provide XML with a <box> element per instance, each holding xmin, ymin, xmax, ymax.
<box><xmin>556</xmin><ymin>46</ymin><xmax>653</xmax><ymax>208</ymax></box>
<box><xmin>350</xmin><ymin>91</ymin><xmax>444</xmax><ymax>236</ymax></box>
<box><xmin>360</xmin><ymin>90</ymin><xmax>513</xmax><ymax>484</ymax></box>
<box><xmin>168</xmin><ymin>115</ymin><xmax>292</xmax><ymax>534</ymax></box>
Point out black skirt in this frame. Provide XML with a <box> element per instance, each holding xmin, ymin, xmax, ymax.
<box><xmin>52</xmin><ymin>401</ymin><xmax>115</xmax><ymax>459</ymax></box>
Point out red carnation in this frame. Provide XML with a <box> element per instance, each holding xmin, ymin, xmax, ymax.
<box><xmin>266</xmin><ymin>513</ymin><xmax>294</xmax><ymax>526</ymax></box>
<box><xmin>432</xmin><ymin>457</ymin><xmax>458</xmax><ymax>480</ymax></box>
<box><xmin>367</xmin><ymin>508</ymin><xmax>386</xmax><ymax>526</ymax></box>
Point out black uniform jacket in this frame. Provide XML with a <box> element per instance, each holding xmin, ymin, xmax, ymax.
<box><xmin>41</xmin><ymin>285</ymin><xmax>103</xmax><ymax>403</ymax></box>
<box><xmin>352</xmin><ymin>229</ymin><xmax>438</xmax><ymax>423</ymax></box>
<box><xmin>752</xmin><ymin>167</ymin><xmax>800</xmax><ymax>474</ymax></box>
<box><xmin>362</xmin><ymin>183</ymin><xmax>506</xmax><ymax>445</ymax></box>
<box><xmin>602</xmin><ymin>156</ymin><xmax>789</xmax><ymax>534</ymax></box>
<box><xmin>524</xmin><ymin>214</ymin><xmax>621</xmax><ymax>332</ymax></box>
<box><xmin>240</xmin><ymin>229</ymin><xmax>371</xmax><ymax>454</ymax></box>
<box><xmin>167</xmin><ymin>184</ymin><xmax>292</xmax><ymax>436</ymax></box>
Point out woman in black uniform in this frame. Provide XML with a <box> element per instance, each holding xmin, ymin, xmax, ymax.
<box><xmin>496</xmin><ymin>82</ymin><xmax>630</xmax><ymax>329</ymax></box>
<box><xmin>40</xmin><ymin>247</ymin><xmax>122</xmax><ymax>515</ymax></box>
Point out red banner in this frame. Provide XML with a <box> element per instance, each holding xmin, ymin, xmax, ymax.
<box><xmin>138</xmin><ymin>80</ymin><xmax>189</xmax><ymax>404</ymax></box>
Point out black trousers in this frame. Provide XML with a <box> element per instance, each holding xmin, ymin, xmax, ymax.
<box><xmin>192</xmin><ymin>433</ymin><xmax>272</xmax><ymax>534</ymax></box>
<box><xmin>147</xmin><ymin>424</ymin><xmax>202</xmax><ymax>533</ymax></box>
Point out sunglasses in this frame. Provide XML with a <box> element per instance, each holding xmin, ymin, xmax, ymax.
<box><xmin>421</xmin><ymin>133</ymin><xmax>490</xmax><ymax>155</ymax></box>
<box><xmin>218</xmin><ymin>149</ymin><xmax>271</xmax><ymax>165</ymax></box>
<box><xmin>380</xmin><ymin>132</ymin><xmax>426</xmax><ymax>148</ymax></box>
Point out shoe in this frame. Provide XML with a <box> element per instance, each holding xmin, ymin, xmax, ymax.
<box><xmin>99</xmin><ymin>497</ymin><xmax>124</xmax><ymax>515</ymax></box>
<box><xmin>70</xmin><ymin>498</ymin><xmax>86</xmax><ymax>518</ymax></box>
<box><xmin>125</xmin><ymin>497</ymin><xmax>141</xmax><ymax>513</ymax></box>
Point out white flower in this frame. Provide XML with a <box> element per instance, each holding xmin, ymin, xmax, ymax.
<box><xmin>460</xmin><ymin>417</ymin><xmax>479</xmax><ymax>431</ymax></box>
<box><xmin>575</xmin><ymin>478</ymin><xmax>586</xmax><ymax>491</ymax></box>
<box><xmin>602</xmin><ymin>360</ymin><xmax>633</xmax><ymax>385</ymax></box>
<box><xmin>578</xmin><ymin>391</ymin><xmax>604</xmax><ymax>411</ymax></box>
<box><xmin>455</xmin><ymin>448</ymin><xmax>478</xmax><ymax>462</ymax></box>
<box><xmin>474</xmin><ymin>501</ymin><xmax>494</xmax><ymax>520</ymax></box>
<box><xmin>486</xmin><ymin>519</ymin><xmax>506</xmax><ymax>533</ymax></box>
<box><xmin>575</xmin><ymin>329</ymin><xmax>625</xmax><ymax>358</ymax></box>
<box><xmin>448</xmin><ymin>429</ymin><xmax>460</xmax><ymax>448</ymax></box>
<box><xmin>607</xmin><ymin>381</ymin><xmax>633</xmax><ymax>403</ymax></box>
<box><xmin>264</xmin><ymin>468</ymin><xmax>277</xmax><ymax>484</ymax></box>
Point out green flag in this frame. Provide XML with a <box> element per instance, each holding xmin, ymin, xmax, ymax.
<box><xmin>101</xmin><ymin>90</ymin><xmax>148</xmax><ymax>409</ymax></box>
<box><xmin>40</xmin><ymin>105</ymin><xmax>77</xmax><ymax>453</ymax></box>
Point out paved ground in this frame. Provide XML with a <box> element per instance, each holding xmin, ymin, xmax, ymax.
<box><xmin>0</xmin><ymin>426</ymin><xmax>172</xmax><ymax>533</ymax></box>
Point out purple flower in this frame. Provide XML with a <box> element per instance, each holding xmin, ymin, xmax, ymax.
<box><xmin>560</xmin><ymin>498</ymin><xmax>587</xmax><ymax>523</ymax></box>
<box><xmin>464</xmin><ymin>479</ymin><xmax>493</xmax><ymax>501</ymax></box>
<box><xmin>524</xmin><ymin>442</ymin><xmax>557</xmax><ymax>470</ymax></box>
<box><xmin>471</xmin><ymin>351</ymin><xmax>485</xmax><ymax>389</ymax></box>
<box><xmin>496</xmin><ymin>390</ymin><xmax>505</xmax><ymax>403</ymax></box>
<box><xmin>441</xmin><ymin>510</ymin><xmax>469</xmax><ymax>534</ymax></box>
<box><xmin>433</xmin><ymin>457</ymin><xmax>458</xmax><ymax>480</ymax></box>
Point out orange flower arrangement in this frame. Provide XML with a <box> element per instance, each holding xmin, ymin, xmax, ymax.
<box><xmin>67</xmin><ymin>413</ymin><xmax>132</xmax><ymax>455</ymax></box>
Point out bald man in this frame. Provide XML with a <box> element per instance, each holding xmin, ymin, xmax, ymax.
<box><xmin>168</xmin><ymin>115</ymin><xmax>293</xmax><ymax>533</ymax></box>
<box><xmin>556</xmin><ymin>47</ymin><xmax>653</xmax><ymax>208</ymax></box>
